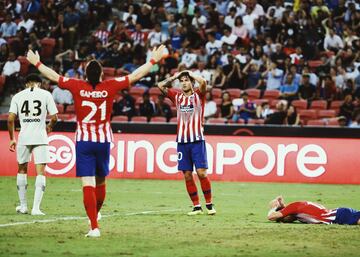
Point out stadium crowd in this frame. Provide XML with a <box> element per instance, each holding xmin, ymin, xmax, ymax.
<box><xmin>1</xmin><ymin>0</ymin><xmax>360</xmax><ymax>127</ymax></box>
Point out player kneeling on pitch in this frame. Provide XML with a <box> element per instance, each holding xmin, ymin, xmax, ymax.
<box><xmin>157</xmin><ymin>71</ymin><xmax>216</xmax><ymax>216</ymax></box>
<box><xmin>267</xmin><ymin>196</ymin><xmax>360</xmax><ymax>225</ymax></box>
<box><xmin>8</xmin><ymin>74</ymin><xmax>58</xmax><ymax>216</ymax></box>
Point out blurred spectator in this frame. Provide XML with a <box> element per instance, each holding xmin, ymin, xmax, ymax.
<box><xmin>232</xmin><ymin>92</ymin><xmax>256</xmax><ymax>123</ymax></box>
<box><xmin>94</xmin><ymin>21</ymin><xmax>110</xmax><ymax>46</ymax></box>
<box><xmin>221</xmin><ymin>27</ymin><xmax>238</xmax><ymax>46</ymax></box>
<box><xmin>148</xmin><ymin>23</ymin><xmax>168</xmax><ymax>47</ymax></box>
<box><xmin>280</xmin><ymin>74</ymin><xmax>298</xmax><ymax>103</ymax></box>
<box><xmin>324</xmin><ymin>28</ymin><xmax>344</xmax><ymax>53</ymax></box>
<box><xmin>223</xmin><ymin>55</ymin><xmax>242</xmax><ymax>89</ymax></box>
<box><xmin>192</xmin><ymin>7</ymin><xmax>207</xmax><ymax>30</ymax></box>
<box><xmin>17</xmin><ymin>12</ymin><xmax>34</xmax><ymax>34</ymax></box>
<box><xmin>131</xmin><ymin>23</ymin><xmax>146</xmax><ymax>47</ymax></box>
<box><xmin>263</xmin><ymin>61</ymin><xmax>283</xmax><ymax>90</ymax></box>
<box><xmin>6</xmin><ymin>0</ymin><xmax>22</xmax><ymax>19</ymax></box>
<box><xmin>339</xmin><ymin>94</ymin><xmax>355</xmax><ymax>124</ymax></box>
<box><xmin>265</xmin><ymin>100</ymin><xmax>288</xmax><ymax>125</ymax></box>
<box><xmin>2</xmin><ymin>51</ymin><xmax>20</xmax><ymax>93</ymax></box>
<box><xmin>285</xmin><ymin>106</ymin><xmax>300</xmax><ymax>126</ymax></box>
<box><xmin>139</xmin><ymin>92</ymin><xmax>156</xmax><ymax>122</ymax></box>
<box><xmin>256</xmin><ymin>102</ymin><xmax>273</xmax><ymax>119</ymax></box>
<box><xmin>155</xmin><ymin>94</ymin><xmax>172</xmax><ymax>122</ymax></box>
<box><xmin>193</xmin><ymin>62</ymin><xmax>212</xmax><ymax>86</ymax></box>
<box><xmin>24</xmin><ymin>0</ymin><xmax>41</xmax><ymax>16</ymax></box>
<box><xmin>206</xmin><ymin>32</ymin><xmax>223</xmax><ymax>56</ymax></box>
<box><xmin>0</xmin><ymin>43</ymin><xmax>9</xmax><ymax>72</ymax></box>
<box><xmin>225</xmin><ymin>7</ymin><xmax>237</xmax><ymax>28</ymax></box>
<box><xmin>204</xmin><ymin>91</ymin><xmax>217</xmax><ymax>121</ymax></box>
<box><xmin>220</xmin><ymin>91</ymin><xmax>234</xmax><ymax>120</ymax></box>
<box><xmin>212</xmin><ymin>65</ymin><xmax>226</xmax><ymax>88</ymax></box>
<box><xmin>180</xmin><ymin>48</ymin><xmax>197</xmax><ymax>68</ymax></box>
<box><xmin>0</xmin><ymin>14</ymin><xmax>17</xmax><ymax>38</ymax></box>
<box><xmin>242</xmin><ymin>61</ymin><xmax>262</xmax><ymax>89</ymax></box>
<box><xmin>318</xmin><ymin>75</ymin><xmax>337</xmax><ymax>102</ymax></box>
<box><xmin>298</xmin><ymin>74</ymin><xmax>317</xmax><ymax>103</ymax></box>
<box><xmin>232</xmin><ymin>16</ymin><xmax>248</xmax><ymax>40</ymax></box>
<box><xmin>113</xmin><ymin>89</ymin><xmax>136</xmax><ymax>120</ymax></box>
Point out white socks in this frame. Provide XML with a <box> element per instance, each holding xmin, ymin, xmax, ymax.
<box><xmin>32</xmin><ymin>175</ymin><xmax>46</xmax><ymax>212</ymax></box>
<box><xmin>16</xmin><ymin>174</ymin><xmax>28</xmax><ymax>208</ymax></box>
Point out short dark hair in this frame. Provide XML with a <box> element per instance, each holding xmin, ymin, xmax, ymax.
<box><xmin>178</xmin><ymin>71</ymin><xmax>195</xmax><ymax>84</ymax></box>
<box><xmin>25</xmin><ymin>73</ymin><xmax>42</xmax><ymax>84</ymax></box>
<box><xmin>86</xmin><ymin>60</ymin><xmax>102</xmax><ymax>88</ymax></box>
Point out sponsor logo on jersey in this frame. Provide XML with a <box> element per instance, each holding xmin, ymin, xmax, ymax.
<box><xmin>22</xmin><ymin>118</ymin><xmax>41</xmax><ymax>122</ymax></box>
<box><xmin>180</xmin><ymin>104</ymin><xmax>194</xmax><ymax>113</ymax></box>
<box><xmin>80</xmin><ymin>90</ymin><xmax>108</xmax><ymax>98</ymax></box>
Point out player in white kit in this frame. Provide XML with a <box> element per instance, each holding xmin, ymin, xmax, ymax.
<box><xmin>8</xmin><ymin>74</ymin><xmax>58</xmax><ymax>215</ymax></box>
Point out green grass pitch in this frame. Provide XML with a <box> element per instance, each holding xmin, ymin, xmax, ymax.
<box><xmin>1</xmin><ymin>177</ymin><xmax>360</xmax><ymax>257</ymax></box>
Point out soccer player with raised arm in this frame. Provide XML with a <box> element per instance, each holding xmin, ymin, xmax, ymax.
<box><xmin>8</xmin><ymin>74</ymin><xmax>58</xmax><ymax>216</ymax></box>
<box><xmin>267</xmin><ymin>196</ymin><xmax>360</xmax><ymax>225</ymax></box>
<box><xmin>157</xmin><ymin>71</ymin><xmax>216</xmax><ymax>216</ymax></box>
<box><xmin>26</xmin><ymin>45</ymin><xmax>165</xmax><ymax>237</ymax></box>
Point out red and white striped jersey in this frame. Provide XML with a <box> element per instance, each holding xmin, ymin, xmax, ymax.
<box><xmin>58</xmin><ymin>76</ymin><xmax>129</xmax><ymax>143</ymax></box>
<box><xmin>94</xmin><ymin>29</ymin><xmax>110</xmax><ymax>45</ymax></box>
<box><xmin>167</xmin><ymin>88</ymin><xmax>206</xmax><ymax>143</ymax></box>
<box><xmin>280</xmin><ymin>201</ymin><xmax>337</xmax><ymax>224</ymax></box>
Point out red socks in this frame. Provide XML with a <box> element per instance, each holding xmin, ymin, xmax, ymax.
<box><xmin>95</xmin><ymin>184</ymin><xmax>106</xmax><ymax>213</ymax></box>
<box><xmin>199</xmin><ymin>176</ymin><xmax>212</xmax><ymax>204</ymax></box>
<box><xmin>185</xmin><ymin>179</ymin><xmax>200</xmax><ymax>206</ymax></box>
<box><xmin>83</xmin><ymin>186</ymin><xmax>98</xmax><ymax>230</ymax></box>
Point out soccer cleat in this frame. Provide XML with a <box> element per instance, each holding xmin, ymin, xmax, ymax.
<box><xmin>16</xmin><ymin>206</ymin><xmax>28</xmax><ymax>214</ymax></box>
<box><xmin>187</xmin><ymin>206</ymin><xmax>203</xmax><ymax>216</ymax></box>
<box><xmin>31</xmin><ymin>209</ymin><xmax>45</xmax><ymax>216</ymax></box>
<box><xmin>85</xmin><ymin>228</ymin><xmax>101</xmax><ymax>238</ymax></box>
<box><xmin>206</xmin><ymin>204</ymin><xmax>216</xmax><ymax>215</ymax></box>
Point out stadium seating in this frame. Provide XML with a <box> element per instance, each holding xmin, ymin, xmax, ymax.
<box><xmin>57</xmin><ymin>114</ymin><xmax>76</xmax><ymax>121</ymax></box>
<box><xmin>163</xmin><ymin>97</ymin><xmax>173</xmax><ymax>106</ymax></box>
<box><xmin>17</xmin><ymin>56</ymin><xmax>30</xmax><ymax>76</ymax></box>
<box><xmin>247</xmin><ymin>119</ymin><xmax>265</xmax><ymax>125</ymax></box>
<box><xmin>112</xmin><ymin>115</ymin><xmax>128</xmax><ymax>122</ymax></box>
<box><xmin>211</xmin><ymin>88</ymin><xmax>222</xmax><ymax>99</ymax></box>
<box><xmin>263</xmin><ymin>90</ymin><xmax>280</xmax><ymax>101</ymax></box>
<box><xmin>226</xmin><ymin>88</ymin><xmax>242</xmax><ymax>99</ymax></box>
<box><xmin>129</xmin><ymin>87</ymin><xmax>146</xmax><ymax>98</ymax></box>
<box><xmin>327</xmin><ymin>118</ymin><xmax>340</xmax><ymax>126</ymax></box>
<box><xmin>0</xmin><ymin>75</ymin><xmax>5</xmax><ymax>93</ymax></box>
<box><xmin>228</xmin><ymin>118</ymin><xmax>245</xmax><ymax>124</ymax></box>
<box><xmin>65</xmin><ymin>105</ymin><xmax>75</xmax><ymax>114</ymax></box>
<box><xmin>329</xmin><ymin>100</ymin><xmax>343</xmax><ymax>113</ymax></box>
<box><xmin>103</xmin><ymin>67</ymin><xmax>116</xmax><ymax>79</ymax></box>
<box><xmin>214</xmin><ymin>98</ymin><xmax>222</xmax><ymax>106</ymax></box>
<box><xmin>207</xmin><ymin>118</ymin><xmax>227</xmax><ymax>124</ymax></box>
<box><xmin>291</xmin><ymin>100</ymin><xmax>308</xmax><ymax>110</ymax></box>
<box><xmin>56</xmin><ymin>104</ymin><xmax>64</xmax><ymax>114</ymax></box>
<box><xmin>269</xmin><ymin>99</ymin><xmax>281</xmax><ymax>109</ymax></box>
<box><xmin>252</xmin><ymin>99</ymin><xmax>269</xmax><ymax>106</ymax></box>
<box><xmin>151</xmin><ymin>116</ymin><xmax>167</xmax><ymax>123</ymax></box>
<box><xmin>169</xmin><ymin>117</ymin><xmax>177</xmax><ymax>123</ymax></box>
<box><xmin>0</xmin><ymin>113</ymin><xmax>8</xmax><ymax>120</ymax></box>
<box><xmin>310</xmin><ymin>100</ymin><xmax>327</xmax><ymax>110</ymax></box>
<box><xmin>307</xmin><ymin>119</ymin><xmax>326</xmax><ymax>126</ymax></box>
<box><xmin>245</xmin><ymin>89</ymin><xmax>261</xmax><ymax>100</ymax></box>
<box><xmin>298</xmin><ymin>109</ymin><xmax>317</xmax><ymax>124</ymax></box>
<box><xmin>149</xmin><ymin>87</ymin><xmax>162</xmax><ymax>98</ymax></box>
<box><xmin>317</xmin><ymin>110</ymin><xmax>336</xmax><ymax>119</ymax></box>
<box><xmin>131</xmin><ymin>116</ymin><xmax>148</xmax><ymax>123</ymax></box>
<box><xmin>40</xmin><ymin>38</ymin><xmax>56</xmax><ymax>60</ymax></box>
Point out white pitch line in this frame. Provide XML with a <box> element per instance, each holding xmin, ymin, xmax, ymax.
<box><xmin>0</xmin><ymin>209</ymin><xmax>181</xmax><ymax>228</ymax></box>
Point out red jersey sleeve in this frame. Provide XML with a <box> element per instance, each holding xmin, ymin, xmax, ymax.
<box><xmin>58</xmin><ymin>76</ymin><xmax>79</xmax><ymax>91</ymax></box>
<box><xmin>279</xmin><ymin>202</ymin><xmax>301</xmax><ymax>217</ymax></box>
<box><xmin>167</xmin><ymin>88</ymin><xmax>178</xmax><ymax>104</ymax></box>
<box><xmin>108</xmin><ymin>76</ymin><xmax>130</xmax><ymax>91</ymax></box>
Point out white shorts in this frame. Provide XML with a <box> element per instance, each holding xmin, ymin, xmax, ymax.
<box><xmin>16</xmin><ymin>145</ymin><xmax>49</xmax><ymax>164</ymax></box>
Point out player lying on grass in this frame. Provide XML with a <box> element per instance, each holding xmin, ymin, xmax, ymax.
<box><xmin>267</xmin><ymin>196</ymin><xmax>360</xmax><ymax>225</ymax></box>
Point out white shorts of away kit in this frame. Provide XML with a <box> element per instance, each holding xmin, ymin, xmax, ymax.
<box><xmin>16</xmin><ymin>145</ymin><xmax>49</xmax><ymax>164</ymax></box>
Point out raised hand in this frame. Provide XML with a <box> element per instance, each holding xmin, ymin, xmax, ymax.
<box><xmin>26</xmin><ymin>50</ymin><xmax>40</xmax><ymax>66</ymax></box>
<box><xmin>150</xmin><ymin>45</ymin><xmax>166</xmax><ymax>62</ymax></box>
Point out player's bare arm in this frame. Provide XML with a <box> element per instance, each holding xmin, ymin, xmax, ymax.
<box><xmin>26</xmin><ymin>50</ymin><xmax>60</xmax><ymax>82</ymax></box>
<box><xmin>46</xmin><ymin>114</ymin><xmax>58</xmax><ymax>133</ymax></box>
<box><xmin>127</xmin><ymin>45</ymin><xmax>165</xmax><ymax>84</ymax></box>
<box><xmin>188</xmin><ymin>71</ymin><xmax>207</xmax><ymax>94</ymax></box>
<box><xmin>7</xmin><ymin>112</ymin><xmax>17</xmax><ymax>152</ymax></box>
<box><xmin>157</xmin><ymin>75</ymin><xmax>177</xmax><ymax>95</ymax></box>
